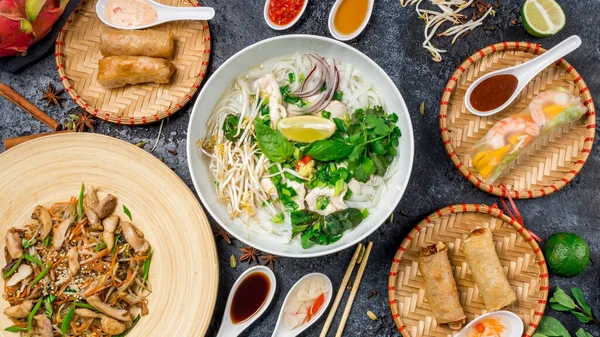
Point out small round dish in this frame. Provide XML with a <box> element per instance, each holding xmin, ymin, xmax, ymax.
<box><xmin>264</xmin><ymin>0</ymin><xmax>308</xmax><ymax>31</ymax></box>
<box><xmin>328</xmin><ymin>0</ymin><xmax>374</xmax><ymax>41</ymax></box>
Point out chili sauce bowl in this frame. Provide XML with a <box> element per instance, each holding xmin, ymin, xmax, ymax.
<box><xmin>264</xmin><ymin>0</ymin><xmax>309</xmax><ymax>30</ymax></box>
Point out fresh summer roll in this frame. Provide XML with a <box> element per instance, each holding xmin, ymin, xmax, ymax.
<box><xmin>470</xmin><ymin>89</ymin><xmax>587</xmax><ymax>184</ymax></box>
<box><xmin>462</xmin><ymin>228</ymin><xmax>517</xmax><ymax>311</ymax></box>
<box><xmin>97</xmin><ymin>56</ymin><xmax>175</xmax><ymax>89</ymax></box>
<box><xmin>418</xmin><ymin>242</ymin><xmax>466</xmax><ymax>330</ymax></box>
<box><xmin>100</xmin><ymin>27</ymin><xmax>175</xmax><ymax>59</ymax></box>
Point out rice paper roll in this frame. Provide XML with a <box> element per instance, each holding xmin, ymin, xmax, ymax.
<box><xmin>418</xmin><ymin>242</ymin><xmax>466</xmax><ymax>330</ymax></box>
<box><xmin>470</xmin><ymin>89</ymin><xmax>587</xmax><ymax>184</ymax></box>
<box><xmin>462</xmin><ymin>228</ymin><xmax>517</xmax><ymax>311</ymax></box>
<box><xmin>100</xmin><ymin>27</ymin><xmax>175</xmax><ymax>59</ymax></box>
<box><xmin>97</xmin><ymin>56</ymin><xmax>175</xmax><ymax>89</ymax></box>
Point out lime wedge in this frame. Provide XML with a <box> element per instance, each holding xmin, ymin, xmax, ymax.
<box><xmin>521</xmin><ymin>0</ymin><xmax>566</xmax><ymax>37</ymax></box>
<box><xmin>277</xmin><ymin>116</ymin><xmax>336</xmax><ymax>143</ymax></box>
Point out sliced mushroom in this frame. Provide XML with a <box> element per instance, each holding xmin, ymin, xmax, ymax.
<box><xmin>67</xmin><ymin>247</ymin><xmax>80</xmax><ymax>275</ymax></box>
<box><xmin>84</xmin><ymin>186</ymin><xmax>99</xmax><ymax>211</ymax></box>
<box><xmin>118</xmin><ymin>292</ymin><xmax>148</xmax><ymax>315</ymax></box>
<box><xmin>7</xmin><ymin>264</ymin><xmax>33</xmax><ymax>287</ymax></box>
<box><xmin>102</xmin><ymin>215</ymin><xmax>120</xmax><ymax>252</ymax></box>
<box><xmin>52</xmin><ymin>217</ymin><xmax>73</xmax><ymax>248</ymax></box>
<box><xmin>32</xmin><ymin>206</ymin><xmax>52</xmax><ymax>240</ymax></box>
<box><xmin>35</xmin><ymin>314</ymin><xmax>53</xmax><ymax>337</ymax></box>
<box><xmin>101</xmin><ymin>316</ymin><xmax>127</xmax><ymax>335</ymax></box>
<box><xmin>121</xmin><ymin>221</ymin><xmax>149</xmax><ymax>255</ymax></box>
<box><xmin>75</xmin><ymin>308</ymin><xmax>102</xmax><ymax>318</ymax></box>
<box><xmin>86</xmin><ymin>295</ymin><xmax>132</xmax><ymax>322</ymax></box>
<box><xmin>3</xmin><ymin>300</ymin><xmax>33</xmax><ymax>318</ymax></box>
<box><xmin>85</xmin><ymin>208</ymin><xmax>103</xmax><ymax>231</ymax></box>
<box><xmin>93</xmin><ymin>194</ymin><xmax>117</xmax><ymax>219</ymax></box>
<box><xmin>6</xmin><ymin>228</ymin><xmax>23</xmax><ymax>259</ymax></box>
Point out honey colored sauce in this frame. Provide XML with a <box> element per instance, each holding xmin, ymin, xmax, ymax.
<box><xmin>333</xmin><ymin>0</ymin><xmax>369</xmax><ymax>35</ymax></box>
<box><xmin>470</xmin><ymin>74</ymin><xmax>519</xmax><ymax>112</ymax></box>
<box><xmin>230</xmin><ymin>272</ymin><xmax>270</xmax><ymax>324</ymax></box>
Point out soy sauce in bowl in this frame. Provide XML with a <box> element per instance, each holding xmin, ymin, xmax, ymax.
<box><xmin>230</xmin><ymin>272</ymin><xmax>271</xmax><ymax>324</ymax></box>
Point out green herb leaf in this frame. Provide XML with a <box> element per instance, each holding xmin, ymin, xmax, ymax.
<box><xmin>223</xmin><ymin>114</ymin><xmax>240</xmax><ymax>141</ymax></box>
<box><xmin>270</xmin><ymin>213</ymin><xmax>285</xmax><ymax>224</ymax></box>
<box><xmin>28</xmin><ymin>299</ymin><xmax>43</xmax><ymax>334</ymax></box>
<box><xmin>570</xmin><ymin>288</ymin><xmax>592</xmax><ymax>316</ymax></box>
<box><xmin>279</xmin><ymin>84</ymin><xmax>291</xmax><ymax>96</ymax></box>
<box><xmin>95</xmin><ymin>241</ymin><xmax>107</xmax><ymax>252</ymax></box>
<box><xmin>333</xmin><ymin>118</ymin><xmax>347</xmax><ymax>133</ymax></box>
<box><xmin>24</xmin><ymin>254</ymin><xmax>43</xmax><ymax>266</ymax></box>
<box><xmin>316</xmin><ymin>196</ymin><xmax>330</xmax><ymax>211</ymax></box>
<box><xmin>283</xmin><ymin>95</ymin><xmax>305</xmax><ymax>108</ymax></box>
<box><xmin>143</xmin><ymin>248</ymin><xmax>153</xmax><ymax>282</ymax></box>
<box><xmin>304</xmin><ymin>140</ymin><xmax>353</xmax><ymax>161</ymax></box>
<box><xmin>549</xmin><ymin>302</ymin><xmax>572</xmax><ymax>312</ymax></box>
<box><xmin>288</xmin><ymin>72</ymin><xmax>295</xmax><ymax>83</ymax></box>
<box><xmin>536</xmin><ymin>316</ymin><xmax>571</xmax><ymax>337</ymax></box>
<box><xmin>533</xmin><ymin>334</ymin><xmax>548</xmax><ymax>337</ymax></box>
<box><xmin>575</xmin><ymin>328</ymin><xmax>593</xmax><ymax>337</ymax></box>
<box><xmin>77</xmin><ymin>183</ymin><xmax>85</xmax><ymax>222</ymax></box>
<box><xmin>61</xmin><ymin>302</ymin><xmax>76</xmax><ymax>336</ymax></box>
<box><xmin>354</xmin><ymin>156</ymin><xmax>376</xmax><ymax>183</ymax></box>
<box><xmin>333</xmin><ymin>91</ymin><xmax>343</xmax><ymax>101</ymax></box>
<box><xmin>334</xmin><ymin>179</ymin><xmax>345</xmax><ymax>197</ymax></box>
<box><xmin>324</xmin><ymin>208</ymin><xmax>364</xmax><ymax>237</ymax></box>
<box><xmin>571</xmin><ymin>311</ymin><xmax>591</xmax><ymax>323</ymax></box>
<box><xmin>21</xmin><ymin>238</ymin><xmax>31</xmax><ymax>249</ymax></box>
<box><xmin>254</xmin><ymin>120</ymin><xmax>293</xmax><ymax>163</ymax></box>
<box><xmin>552</xmin><ymin>286</ymin><xmax>576</xmax><ymax>309</ymax></box>
<box><xmin>114</xmin><ymin>315</ymin><xmax>141</xmax><ymax>337</ymax></box>
<box><xmin>123</xmin><ymin>204</ymin><xmax>132</xmax><ymax>221</ymax></box>
<box><xmin>4</xmin><ymin>326</ymin><xmax>27</xmax><ymax>332</ymax></box>
<box><xmin>44</xmin><ymin>294</ymin><xmax>56</xmax><ymax>319</ymax></box>
<box><xmin>3</xmin><ymin>256</ymin><xmax>23</xmax><ymax>279</ymax></box>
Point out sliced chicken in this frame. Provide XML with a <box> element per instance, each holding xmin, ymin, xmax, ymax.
<box><xmin>52</xmin><ymin>217</ymin><xmax>73</xmax><ymax>248</ymax></box>
<box><xmin>84</xmin><ymin>186</ymin><xmax>99</xmax><ymax>211</ymax></box>
<box><xmin>93</xmin><ymin>194</ymin><xmax>117</xmax><ymax>219</ymax></box>
<box><xmin>260</xmin><ymin>178</ymin><xmax>278</xmax><ymax>201</ymax></box>
<box><xmin>32</xmin><ymin>206</ymin><xmax>52</xmax><ymax>240</ymax></box>
<box><xmin>305</xmin><ymin>186</ymin><xmax>347</xmax><ymax>215</ymax></box>
<box><xmin>86</xmin><ymin>295</ymin><xmax>132</xmax><ymax>322</ymax></box>
<box><xmin>102</xmin><ymin>215</ymin><xmax>120</xmax><ymax>252</ymax></box>
<box><xmin>85</xmin><ymin>208</ymin><xmax>103</xmax><ymax>231</ymax></box>
<box><xmin>35</xmin><ymin>315</ymin><xmax>53</xmax><ymax>337</ymax></box>
<box><xmin>67</xmin><ymin>247</ymin><xmax>80</xmax><ymax>275</ymax></box>
<box><xmin>7</xmin><ymin>264</ymin><xmax>32</xmax><ymax>287</ymax></box>
<box><xmin>258</xmin><ymin>73</ymin><xmax>287</xmax><ymax>127</ymax></box>
<box><xmin>3</xmin><ymin>300</ymin><xmax>33</xmax><ymax>318</ymax></box>
<box><xmin>6</xmin><ymin>228</ymin><xmax>23</xmax><ymax>259</ymax></box>
<box><xmin>121</xmin><ymin>222</ymin><xmax>149</xmax><ymax>255</ymax></box>
<box><xmin>75</xmin><ymin>308</ymin><xmax>102</xmax><ymax>318</ymax></box>
<box><xmin>101</xmin><ymin>316</ymin><xmax>127</xmax><ymax>335</ymax></box>
<box><xmin>321</xmin><ymin>100</ymin><xmax>348</xmax><ymax>119</ymax></box>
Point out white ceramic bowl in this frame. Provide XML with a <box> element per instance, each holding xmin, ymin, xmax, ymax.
<box><xmin>186</xmin><ymin>35</ymin><xmax>414</xmax><ymax>258</ymax></box>
<box><xmin>264</xmin><ymin>0</ymin><xmax>308</xmax><ymax>30</ymax></box>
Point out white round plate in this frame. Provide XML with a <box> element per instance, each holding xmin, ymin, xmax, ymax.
<box><xmin>187</xmin><ymin>35</ymin><xmax>414</xmax><ymax>258</ymax></box>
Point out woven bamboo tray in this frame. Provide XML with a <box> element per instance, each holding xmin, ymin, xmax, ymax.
<box><xmin>388</xmin><ymin>204</ymin><xmax>548</xmax><ymax>337</ymax></box>
<box><xmin>440</xmin><ymin>42</ymin><xmax>595</xmax><ymax>198</ymax></box>
<box><xmin>0</xmin><ymin>133</ymin><xmax>219</xmax><ymax>336</ymax></box>
<box><xmin>55</xmin><ymin>0</ymin><xmax>211</xmax><ymax>125</ymax></box>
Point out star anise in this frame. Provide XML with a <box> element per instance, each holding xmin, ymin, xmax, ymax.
<box><xmin>260</xmin><ymin>254</ymin><xmax>279</xmax><ymax>270</ymax></box>
<box><xmin>212</xmin><ymin>226</ymin><xmax>232</xmax><ymax>244</ymax></box>
<box><xmin>40</xmin><ymin>83</ymin><xmax>65</xmax><ymax>108</ymax></box>
<box><xmin>74</xmin><ymin>112</ymin><xmax>96</xmax><ymax>132</ymax></box>
<box><xmin>239</xmin><ymin>246</ymin><xmax>260</xmax><ymax>265</ymax></box>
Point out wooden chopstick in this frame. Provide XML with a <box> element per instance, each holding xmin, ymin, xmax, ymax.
<box><xmin>319</xmin><ymin>243</ymin><xmax>364</xmax><ymax>337</ymax></box>
<box><xmin>335</xmin><ymin>241</ymin><xmax>373</xmax><ymax>337</ymax></box>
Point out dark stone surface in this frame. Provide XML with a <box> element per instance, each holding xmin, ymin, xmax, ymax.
<box><xmin>1</xmin><ymin>0</ymin><xmax>599</xmax><ymax>336</ymax></box>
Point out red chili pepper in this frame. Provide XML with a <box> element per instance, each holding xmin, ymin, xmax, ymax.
<box><xmin>310</xmin><ymin>293</ymin><xmax>325</xmax><ymax>315</ymax></box>
<box><xmin>295</xmin><ymin>155</ymin><xmax>311</xmax><ymax>170</ymax></box>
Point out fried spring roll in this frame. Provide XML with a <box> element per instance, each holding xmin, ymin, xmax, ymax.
<box><xmin>462</xmin><ymin>228</ymin><xmax>517</xmax><ymax>311</ymax></box>
<box><xmin>418</xmin><ymin>242</ymin><xmax>466</xmax><ymax>330</ymax></box>
<box><xmin>100</xmin><ymin>27</ymin><xmax>175</xmax><ymax>59</ymax></box>
<box><xmin>97</xmin><ymin>56</ymin><xmax>175</xmax><ymax>89</ymax></box>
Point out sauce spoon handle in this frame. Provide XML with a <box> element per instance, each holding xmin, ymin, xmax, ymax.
<box><xmin>519</xmin><ymin>35</ymin><xmax>581</xmax><ymax>80</ymax></box>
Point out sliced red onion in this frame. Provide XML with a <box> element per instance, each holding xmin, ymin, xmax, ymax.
<box><xmin>287</xmin><ymin>54</ymin><xmax>339</xmax><ymax>115</ymax></box>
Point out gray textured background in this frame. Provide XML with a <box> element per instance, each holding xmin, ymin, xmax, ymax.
<box><xmin>1</xmin><ymin>0</ymin><xmax>599</xmax><ymax>336</ymax></box>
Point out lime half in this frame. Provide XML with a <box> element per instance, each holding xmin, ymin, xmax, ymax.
<box><xmin>522</xmin><ymin>0</ymin><xmax>566</xmax><ymax>38</ymax></box>
<box><xmin>277</xmin><ymin>116</ymin><xmax>336</xmax><ymax>143</ymax></box>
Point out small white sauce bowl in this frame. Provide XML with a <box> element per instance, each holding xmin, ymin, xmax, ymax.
<box><xmin>328</xmin><ymin>0</ymin><xmax>374</xmax><ymax>41</ymax></box>
<box><xmin>264</xmin><ymin>0</ymin><xmax>309</xmax><ymax>30</ymax></box>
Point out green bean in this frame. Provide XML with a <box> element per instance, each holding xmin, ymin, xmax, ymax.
<box><xmin>60</xmin><ymin>302</ymin><xmax>75</xmax><ymax>336</ymax></box>
<box><xmin>27</xmin><ymin>299</ymin><xmax>42</xmax><ymax>334</ymax></box>
<box><xmin>31</xmin><ymin>264</ymin><xmax>51</xmax><ymax>287</ymax></box>
<box><xmin>3</xmin><ymin>256</ymin><xmax>23</xmax><ymax>279</ymax></box>
<box><xmin>24</xmin><ymin>254</ymin><xmax>43</xmax><ymax>266</ymax></box>
<box><xmin>143</xmin><ymin>248</ymin><xmax>153</xmax><ymax>282</ymax></box>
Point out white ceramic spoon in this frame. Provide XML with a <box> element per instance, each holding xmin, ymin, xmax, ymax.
<box><xmin>465</xmin><ymin>35</ymin><xmax>581</xmax><ymax>116</ymax></box>
<box><xmin>216</xmin><ymin>266</ymin><xmax>277</xmax><ymax>337</ymax></box>
<box><xmin>456</xmin><ymin>311</ymin><xmax>524</xmax><ymax>337</ymax></box>
<box><xmin>263</xmin><ymin>0</ymin><xmax>309</xmax><ymax>30</ymax></box>
<box><xmin>271</xmin><ymin>273</ymin><xmax>333</xmax><ymax>337</ymax></box>
<box><xmin>96</xmin><ymin>0</ymin><xmax>215</xmax><ymax>30</ymax></box>
<box><xmin>328</xmin><ymin>0</ymin><xmax>374</xmax><ymax>41</ymax></box>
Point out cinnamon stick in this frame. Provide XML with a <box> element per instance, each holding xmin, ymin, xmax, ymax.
<box><xmin>4</xmin><ymin>131</ymin><xmax>73</xmax><ymax>150</ymax></box>
<box><xmin>0</xmin><ymin>84</ymin><xmax>62</xmax><ymax>131</ymax></box>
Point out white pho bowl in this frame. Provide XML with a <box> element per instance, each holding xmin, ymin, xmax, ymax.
<box><xmin>186</xmin><ymin>35</ymin><xmax>414</xmax><ymax>258</ymax></box>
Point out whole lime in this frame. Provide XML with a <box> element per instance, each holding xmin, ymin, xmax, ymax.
<box><xmin>545</xmin><ymin>233</ymin><xmax>590</xmax><ymax>277</ymax></box>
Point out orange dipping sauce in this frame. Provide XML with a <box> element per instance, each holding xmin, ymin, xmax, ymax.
<box><xmin>470</xmin><ymin>74</ymin><xmax>519</xmax><ymax>112</ymax></box>
<box><xmin>334</xmin><ymin>0</ymin><xmax>370</xmax><ymax>35</ymax></box>
<box><xmin>468</xmin><ymin>317</ymin><xmax>506</xmax><ymax>337</ymax></box>
<box><xmin>268</xmin><ymin>0</ymin><xmax>305</xmax><ymax>26</ymax></box>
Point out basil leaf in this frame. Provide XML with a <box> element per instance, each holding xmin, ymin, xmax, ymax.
<box><xmin>552</xmin><ymin>286</ymin><xmax>576</xmax><ymax>309</ymax></box>
<box><xmin>571</xmin><ymin>311</ymin><xmax>591</xmax><ymax>323</ymax></box>
<box><xmin>324</xmin><ymin>208</ymin><xmax>364</xmax><ymax>236</ymax></box>
<box><xmin>575</xmin><ymin>328</ymin><xmax>593</xmax><ymax>337</ymax></box>
<box><xmin>304</xmin><ymin>140</ymin><xmax>353</xmax><ymax>161</ymax></box>
<box><xmin>290</xmin><ymin>210</ymin><xmax>321</xmax><ymax>227</ymax></box>
<box><xmin>533</xmin><ymin>334</ymin><xmax>548</xmax><ymax>337</ymax></box>
<box><xmin>570</xmin><ymin>287</ymin><xmax>592</xmax><ymax>315</ymax></box>
<box><xmin>354</xmin><ymin>156</ymin><xmax>376</xmax><ymax>182</ymax></box>
<box><xmin>549</xmin><ymin>302</ymin><xmax>571</xmax><ymax>312</ymax></box>
<box><xmin>254</xmin><ymin>120</ymin><xmax>293</xmax><ymax>163</ymax></box>
<box><xmin>536</xmin><ymin>316</ymin><xmax>571</xmax><ymax>337</ymax></box>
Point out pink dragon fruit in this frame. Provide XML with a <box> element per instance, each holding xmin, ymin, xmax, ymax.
<box><xmin>0</xmin><ymin>0</ymin><xmax>68</xmax><ymax>57</ymax></box>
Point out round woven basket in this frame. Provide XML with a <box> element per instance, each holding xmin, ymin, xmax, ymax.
<box><xmin>0</xmin><ymin>133</ymin><xmax>219</xmax><ymax>336</ymax></box>
<box><xmin>388</xmin><ymin>204</ymin><xmax>548</xmax><ymax>337</ymax></box>
<box><xmin>55</xmin><ymin>0</ymin><xmax>211</xmax><ymax>125</ymax></box>
<box><xmin>440</xmin><ymin>41</ymin><xmax>595</xmax><ymax>198</ymax></box>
